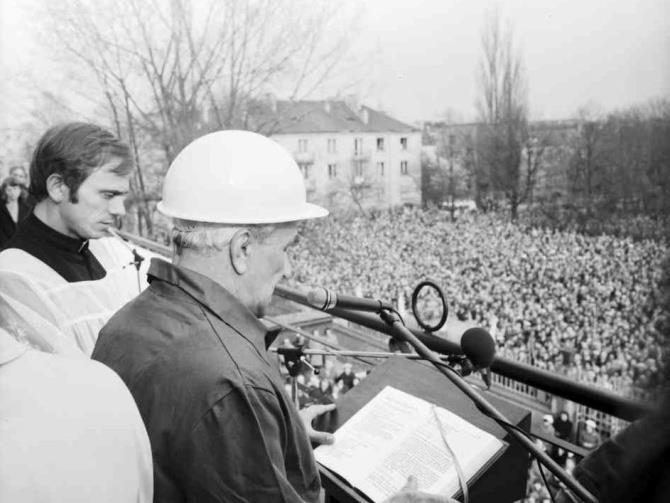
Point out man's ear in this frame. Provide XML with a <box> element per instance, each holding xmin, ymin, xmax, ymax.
<box><xmin>45</xmin><ymin>174</ymin><xmax>69</xmax><ymax>203</ymax></box>
<box><xmin>229</xmin><ymin>228</ymin><xmax>252</xmax><ymax>275</ymax></box>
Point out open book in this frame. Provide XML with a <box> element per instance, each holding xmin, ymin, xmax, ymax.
<box><xmin>314</xmin><ymin>386</ymin><xmax>506</xmax><ymax>502</ymax></box>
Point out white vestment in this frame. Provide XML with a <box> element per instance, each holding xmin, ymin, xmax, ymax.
<box><xmin>0</xmin><ymin>236</ymin><xmax>154</xmax><ymax>356</ymax></box>
<box><xmin>0</xmin><ymin>329</ymin><xmax>153</xmax><ymax>502</ymax></box>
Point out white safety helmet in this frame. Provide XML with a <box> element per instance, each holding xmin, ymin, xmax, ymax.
<box><xmin>157</xmin><ymin>130</ymin><xmax>328</xmax><ymax>224</ymax></box>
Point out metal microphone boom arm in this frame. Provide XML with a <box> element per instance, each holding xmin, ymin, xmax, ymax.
<box><xmin>377</xmin><ymin>309</ymin><xmax>598</xmax><ymax>503</ymax></box>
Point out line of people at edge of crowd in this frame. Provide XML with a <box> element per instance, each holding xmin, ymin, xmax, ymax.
<box><xmin>0</xmin><ymin>123</ymin><xmax>458</xmax><ymax>503</ymax></box>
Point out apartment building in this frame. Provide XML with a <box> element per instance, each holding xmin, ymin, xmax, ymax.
<box><xmin>267</xmin><ymin>99</ymin><xmax>422</xmax><ymax>212</ymax></box>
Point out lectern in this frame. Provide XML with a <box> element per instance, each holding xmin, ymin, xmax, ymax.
<box><xmin>316</xmin><ymin>357</ymin><xmax>531</xmax><ymax>503</ymax></box>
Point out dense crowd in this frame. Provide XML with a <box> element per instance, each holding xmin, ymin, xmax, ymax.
<box><xmin>288</xmin><ymin>207</ymin><xmax>668</xmax><ymax>401</ymax></box>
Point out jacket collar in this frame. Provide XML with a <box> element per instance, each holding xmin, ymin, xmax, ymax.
<box><xmin>147</xmin><ymin>258</ymin><xmax>276</xmax><ymax>353</ymax></box>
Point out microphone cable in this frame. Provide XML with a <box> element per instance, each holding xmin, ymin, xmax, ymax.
<box><xmin>475</xmin><ymin>411</ymin><xmax>584</xmax><ymax>503</ymax></box>
<box><xmin>106</xmin><ymin>227</ymin><xmax>144</xmax><ymax>294</ymax></box>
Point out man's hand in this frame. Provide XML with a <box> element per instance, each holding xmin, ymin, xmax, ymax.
<box><xmin>298</xmin><ymin>403</ymin><xmax>336</xmax><ymax>445</ymax></box>
<box><xmin>382</xmin><ymin>476</ymin><xmax>458</xmax><ymax>503</ymax></box>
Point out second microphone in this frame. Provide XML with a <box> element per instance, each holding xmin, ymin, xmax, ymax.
<box><xmin>306</xmin><ymin>287</ymin><xmax>394</xmax><ymax>313</ymax></box>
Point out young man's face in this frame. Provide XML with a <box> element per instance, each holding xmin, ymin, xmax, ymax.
<box><xmin>58</xmin><ymin>157</ymin><xmax>130</xmax><ymax>240</ymax></box>
<box><xmin>244</xmin><ymin>223</ymin><xmax>298</xmax><ymax>317</ymax></box>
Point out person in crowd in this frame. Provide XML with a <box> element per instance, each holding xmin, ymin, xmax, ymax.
<box><xmin>0</xmin><ymin>176</ymin><xmax>31</xmax><ymax>247</ymax></box>
<box><xmin>538</xmin><ymin>414</ymin><xmax>557</xmax><ymax>459</ymax></box>
<box><xmin>0</xmin><ymin>122</ymin><xmax>152</xmax><ymax>355</ymax></box>
<box><xmin>553</xmin><ymin>410</ymin><xmax>573</xmax><ymax>441</ymax></box>
<box><xmin>308</xmin><ymin>377</ymin><xmax>335</xmax><ymax>405</ymax></box>
<box><xmin>8</xmin><ymin>165</ymin><xmax>36</xmax><ymax>211</ymax></box>
<box><xmin>0</xmin><ymin>323</ymin><xmax>152</xmax><ymax>502</ymax></box>
<box><xmin>93</xmin><ymin>130</ymin><xmax>452</xmax><ymax>503</ymax></box>
<box><xmin>9</xmin><ymin>164</ymin><xmax>28</xmax><ymax>187</ymax></box>
<box><xmin>527</xmin><ymin>479</ymin><xmax>551</xmax><ymax>503</ymax></box>
<box><xmin>577</xmin><ymin>419</ymin><xmax>601</xmax><ymax>450</ymax></box>
<box><xmin>335</xmin><ymin>361</ymin><xmax>357</xmax><ymax>393</ymax></box>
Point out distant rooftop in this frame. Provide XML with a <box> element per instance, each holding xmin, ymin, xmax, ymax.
<box><xmin>269</xmin><ymin>100</ymin><xmax>418</xmax><ymax>134</ymax></box>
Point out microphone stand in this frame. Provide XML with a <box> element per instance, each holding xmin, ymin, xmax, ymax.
<box><xmin>279</xmin><ymin>346</ymin><xmax>319</xmax><ymax>408</ymax></box>
<box><xmin>377</xmin><ymin>309</ymin><xmax>598</xmax><ymax>503</ymax></box>
<box><xmin>272</xmin><ymin>347</ymin><xmax>475</xmax><ymax>378</ymax></box>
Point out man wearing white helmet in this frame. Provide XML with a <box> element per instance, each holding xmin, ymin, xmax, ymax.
<box><xmin>92</xmin><ymin>131</ymin><xmax>334</xmax><ymax>502</ymax></box>
<box><xmin>93</xmin><ymin>131</ymin><xmax>455</xmax><ymax>503</ymax></box>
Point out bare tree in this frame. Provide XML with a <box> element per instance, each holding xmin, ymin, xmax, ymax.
<box><xmin>42</xmin><ymin>0</ymin><xmax>355</xmax><ymax>235</ymax></box>
<box><xmin>475</xmin><ymin>8</ymin><xmax>529</xmax><ymax>220</ymax></box>
<box><xmin>567</xmin><ymin>106</ymin><xmax>608</xmax><ymax>217</ymax></box>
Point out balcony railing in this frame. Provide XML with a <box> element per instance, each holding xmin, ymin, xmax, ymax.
<box><xmin>352</xmin><ymin>149</ymin><xmax>371</xmax><ymax>161</ymax></box>
<box><xmin>294</xmin><ymin>151</ymin><xmax>314</xmax><ymax>164</ymax></box>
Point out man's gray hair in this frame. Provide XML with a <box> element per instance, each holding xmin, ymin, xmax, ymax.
<box><xmin>171</xmin><ymin>218</ymin><xmax>282</xmax><ymax>257</ymax></box>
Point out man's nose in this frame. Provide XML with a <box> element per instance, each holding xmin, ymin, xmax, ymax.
<box><xmin>109</xmin><ymin>197</ymin><xmax>126</xmax><ymax>217</ymax></box>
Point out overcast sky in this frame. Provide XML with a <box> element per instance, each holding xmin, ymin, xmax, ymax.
<box><xmin>356</xmin><ymin>0</ymin><xmax>670</xmax><ymax>122</ymax></box>
<box><xmin>1</xmin><ymin>0</ymin><xmax>669</xmax><ymax>127</ymax></box>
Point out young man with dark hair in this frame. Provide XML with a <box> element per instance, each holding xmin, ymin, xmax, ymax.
<box><xmin>0</xmin><ymin>122</ymin><xmax>151</xmax><ymax>356</ymax></box>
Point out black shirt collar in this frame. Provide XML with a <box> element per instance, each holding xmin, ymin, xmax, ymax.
<box><xmin>26</xmin><ymin>213</ymin><xmax>89</xmax><ymax>253</ymax></box>
<box><xmin>3</xmin><ymin>213</ymin><xmax>106</xmax><ymax>282</ymax></box>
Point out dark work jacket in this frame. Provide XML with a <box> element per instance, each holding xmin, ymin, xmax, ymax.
<box><xmin>558</xmin><ymin>401</ymin><xmax>670</xmax><ymax>503</ymax></box>
<box><xmin>0</xmin><ymin>198</ymin><xmax>31</xmax><ymax>248</ymax></box>
<box><xmin>92</xmin><ymin>258</ymin><xmax>320</xmax><ymax>503</ymax></box>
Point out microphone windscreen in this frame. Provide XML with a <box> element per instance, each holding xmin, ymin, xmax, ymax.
<box><xmin>306</xmin><ymin>288</ymin><xmax>325</xmax><ymax>306</ymax></box>
<box><xmin>461</xmin><ymin>327</ymin><xmax>496</xmax><ymax>369</ymax></box>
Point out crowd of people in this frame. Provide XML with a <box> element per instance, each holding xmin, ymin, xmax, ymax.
<box><xmin>283</xmin><ymin>207</ymin><xmax>668</xmax><ymax>502</ymax></box>
<box><xmin>288</xmin><ymin>207</ymin><xmax>668</xmax><ymax>402</ymax></box>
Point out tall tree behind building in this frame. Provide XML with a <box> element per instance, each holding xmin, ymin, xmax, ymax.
<box><xmin>475</xmin><ymin>9</ymin><xmax>536</xmax><ymax>220</ymax></box>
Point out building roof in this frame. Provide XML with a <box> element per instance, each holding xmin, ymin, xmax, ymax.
<box><xmin>269</xmin><ymin>100</ymin><xmax>418</xmax><ymax>134</ymax></box>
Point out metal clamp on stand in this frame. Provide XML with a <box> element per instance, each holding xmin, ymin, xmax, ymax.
<box><xmin>276</xmin><ymin>346</ymin><xmax>319</xmax><ymax>407</ymax></box>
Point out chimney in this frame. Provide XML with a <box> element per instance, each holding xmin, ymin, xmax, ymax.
<box><xmin>360</xmin><ymin>107</ymin><xmax>369</xmax><ymax>125</ymax></box>
<box><xmin>344</xmin><ymin>94</ymin><xmax>360</xmax><ymax>114</ymax></box>
<box><xmin>263</xmin><ymin>92</ymin><xmax>277</xmax><ymax>113</ymax></box>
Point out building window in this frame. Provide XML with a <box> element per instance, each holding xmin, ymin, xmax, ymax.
<box><xmin>298</xmin><ymin>139</ymin><xmax>308</xmax><ymax>153</ymax></box>
<box><xmin>354</xmin><ymin>137</ymin><xmax>363</xmax><ymax>155</ymax></box>
<box><xmin>376</xmin><ymin>137</ymin><xmax>384</xmax><ymax>151</ymax></box>
<box><xmin>355</xmin><ymin>161</ymin><xmax>364</xmax><ymax>177</ymax></box>
<box><xmin>377</xmin><ymin>161</ymin><xmax>385</xmax><ymax>177</ymax></box>
<box><xmin>299</xmin><ymin>164</ymin><xmax>309</xmax><ymax>179</ymax></box>
<box><xmin>327</xmin><ymin>138</ymin><xmax>337</xmax><ymax>153</ymax></box>
<box><xmin>328</xmin><ymin>163</ymin><xmax>337</xmax><ymax>178</ymax></box>
<box><xmin>400</xmin><ymin>137</ymin><xmax>408</xmax><ymax>150</ymax></box>
<box><xmin>400</xmin><ymin>160</ymin><xmax>408</xmax><ymax>175</ymax></box>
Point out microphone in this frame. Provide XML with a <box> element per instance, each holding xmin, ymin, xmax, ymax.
<box><xmin>306</xmin><ymin>287</ymin><xmax>394</xmax><ymax>313</ymax></box>
<box><xmin>460</xmin><ymin>327</ymin><xmax>496</xmax><ymax>388</ymax></box>
<box><xmin>461</xmin><ymin>327</ymin><xmax>496</xmax><ymax>369</ymax></box>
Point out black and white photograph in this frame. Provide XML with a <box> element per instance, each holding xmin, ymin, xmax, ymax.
<box><xmin>0</xmin><ymin>0</ymin><xmax>668</xmax><ymax>502</ymax></box>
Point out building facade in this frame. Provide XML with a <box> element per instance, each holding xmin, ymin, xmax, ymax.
<box><xmin>268</xmin><ymin>100</ymin><xmax>422</xmax><ymax>212</ymax></box>
<box><xmin>422</xmin><ymin>119</ymin><xmax>580</xmax><ymax>207</ymax></box>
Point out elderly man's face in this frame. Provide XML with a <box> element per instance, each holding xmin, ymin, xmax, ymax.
<box><xmin>245</xmin><ymin>223</ymin><xmax>298</xmax><ymax>317</ymax></box>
